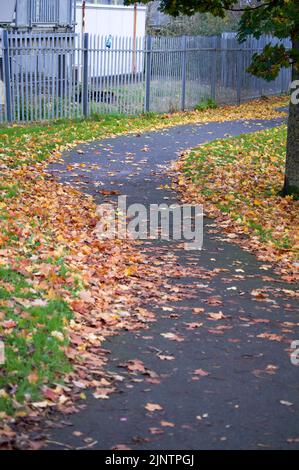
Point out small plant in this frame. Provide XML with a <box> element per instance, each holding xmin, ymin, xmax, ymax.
<box><xmin>195</xmin><ymin>98</ymin><xmax>218</xmax><ymax>111</ymax></box>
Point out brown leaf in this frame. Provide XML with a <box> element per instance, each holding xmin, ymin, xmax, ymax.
<box><xmin>111</xmin><ymin>444</ymin><xmax>132</xmax><ymax>450</ymax></box>
<box><xmin>125</xmin><ymin>359</ymin><xmax>146</xmax><ymax>373</ymax></box>
<box><xmin>205</xmin><ymin>296</ymin><xmax>223</xmax><ymax>306</ymax></box>
<box><xmin>160</xmin><ymin>332</ymin><xmax>184</xmax><ymax>342</ymax></box>
<box><xmin>79</xmin><ymin>290</ymin><xmax>95</xmax><ymax>304</ymax></box>
<box><xmin>193</xmin><ymin>308</ymin><xmax>204</xmax><ymax>314</ymax></box>
<box><xmin>2</xmin><ymin>320</ymin><xmax>17</xmax><ymax>329</ymax></box>
<box><xmin>145</xmin><ymin>403</ymin><xmax>163</xmax><ymax>412</ymax></box>
<box><xmin>149</xmin><ymin>428</ymin><xmax>164</xmax><ymax>435</ymax></box>
<box><xmin>257</xmin><ymin>333</ymin><xmax>284</xmax><ymax>342</ymax></box>
<box><xmin>193</xmin><ymin>368</ymin><xmax>210</xmax><ymax>377</ymax></box>
<box><xmin>185</xmin><ymin>322</ymin><xmax>203</xmax><ymax>329</ymax></box>
<box><xmin>157</xmin><ymin>354</ymin><xmax>175</xmax><ymax>361</ymax></box>
<box><xmin>27</xmin><ymin>372</ymin><xmax>39</xmax><ymax>384</ymax></box>
<box><xmin>208</xmin><ymin>311</ymin><xmax>225</xmax><ymax>320</ymax></box>
<box><xmin>160</xmin><ymin>420</ymin><xmax>175</xmax><ymax>428</ymax></box>
<box><xmin>98</xmin><ymin>189</ymin><xmax>121</xmax><ymax>196</ymax></box>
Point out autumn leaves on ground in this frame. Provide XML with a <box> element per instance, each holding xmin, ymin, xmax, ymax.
<box><xmin>175</xmin><ymin>124</ymin><xmax>299</xmax><ymax>282</ymax></box>
<box><xmin>0</xmin><ymin>96</ymin><xmax>297</xmax><ymax>448</ymax></box>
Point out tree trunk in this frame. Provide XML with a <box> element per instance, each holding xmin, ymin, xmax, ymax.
<box><xmin>283</xmin><ymin>40</ymin><xmax>299</xmax><ymax>196</ymax></box>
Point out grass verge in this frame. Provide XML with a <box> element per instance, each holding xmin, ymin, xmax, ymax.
<box><xmin>177</xmin><ymin>125</ymin><xmax>299</xmax><ymax>282</ymax></box>
<box><xmin>0</xmin><ymin>96</ymin><xmax>287</xmax><ymax>169</ymax></box>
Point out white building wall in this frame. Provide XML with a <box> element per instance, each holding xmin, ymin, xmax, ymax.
<box><xmin>75</xmin><ymin>3</ymin><xmax>146</xmax><ymax>38</ymax></box>
<box><xmin>75</xmin><ymin>3</ymin><xmax>146</xmax><ymax>77</ymax></box>
<box><xmin>0</xmin><ymin>4</ymin><xmax>147</xmax><ymax>106</ymax></box>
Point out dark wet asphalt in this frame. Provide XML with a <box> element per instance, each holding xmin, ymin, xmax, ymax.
<box><xmin>45</xmin><ymin>117</ymin><xmax>299</xmax><ymax>450</ymax></box>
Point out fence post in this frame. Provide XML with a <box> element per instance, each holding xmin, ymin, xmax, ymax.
<box><xmin>280</xmin><ymin>69</ymin><xmax>285</xmax><ymax>94</ymax></box>
<box><xmin>2</xmin><ymin>30</ymin><xmax>12</xmax><ymax>123</ymax></box>
<box><xmin>211</xmin><ymin>36</ymin><xmax>219</xmax><ymax>101</ymax></box>
<box><xmin>58</xmin><ymin>54</ymin><xmax>66</xmax><ymax>98</ymax></box>
<box><xmin>236</xmin><ymin>44</ymin><xmax>243</xmax><ymax>105</ymax></box>
<box><xmin>28</xmin><ymin>0</ymin><xmax>33</xmax><ymax>28</ymax></box>
<box><xmin>181</xmin><ymin>36</ymin><xmax>187</xmax><ymax>111</ymax></box>
<box><xmin>145</xmin><ymin>36</ymin><xmax>152</xmax><ymax>113</ymax></box>
<box><xmin>83</xmin><ymin>32</ymin><xmax>89</xmax><ymax>117</ymax></box>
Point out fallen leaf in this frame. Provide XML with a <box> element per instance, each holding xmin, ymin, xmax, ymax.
<box><xmin>160</xmin><ymin>332</ymin><xmax>184</xmax><ymax>342</ymax></box>
<box><xmin>2</xmin><ymin>320</ymin><xmax>17</xmax><ymax>329</ymax></box>
<box><xmin>207</xmin><ymin>311</ymin><xmax>225</xmax><ymax>320</ymax></box>
<box><xmin>160</xmin><ymin>420</ymin><xmax>175</xmax><ymax>428</ymax></box>
<box><xmin>193</xmin><ymin>369</ymin><xmax>210</xmax><ymax>377</ymax></box>
<box><xmin>193</xmin><ymin>308</ymin><xmax>204</xmax><ymax>314</ymax></box>
<box><xmin>145</xmin><ymin>403</ymin><xmax>163</xmax><ymax>412</ymax></box>
<box><xmin>149</xmin><ymin>428</ymin><xmax>164</xmax><ymax>435</ymax></box>
<box><xmin>280</xmin><ymin>400</ymin><xmax>293</xmax><ymax>407</ymax></box>
<box><xmin>27</xmin><ymin>372</ymin><xmax>39</xmax><ymax>384</ymax></box>
<box><xmin>157</xmin><ymin>354</ymin><xmax>175</xmax><ymax>361</ymax></box>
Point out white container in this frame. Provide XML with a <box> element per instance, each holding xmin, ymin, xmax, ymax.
<box><xmin>75</xmin><ymin>3</ymin><xmax>146</xmax><ymax>39</ymax></box>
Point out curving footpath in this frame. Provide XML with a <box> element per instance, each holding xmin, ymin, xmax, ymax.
<box><xmin>45</xmin><ymin>117</ymin><xmax>299</xmax><ymax>450</ymax></box>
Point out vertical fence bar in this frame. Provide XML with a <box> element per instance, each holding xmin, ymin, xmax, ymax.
<box><xmin>281</xmin><ymin>68</ymin><xmax>286</xmax><ymax>94</ymax></box>
<box><xmin>181</xmin><ymin>35</ymin><xmax>187</xmax><ymax>111</ymax></box>
<box><xmin>76</xmin><ymin>34</ymin><xmax>82</xmax><ymax>118</ymax></box>
<box><xmin>8</xmin><ymin>33</ymin><xmax>14</xmax><ymax>122</ymax></box>
<box><xmin>236</xmin><ymin>44</ymin><xmax>243</xmax><ymax>104</ymax></box>
<box><xmin>3</xmin><ymin>30</ymin><xmax>12</xmax><ymax>122</ymax></box>
<box><xmin>211</xmin><ymin>36</ymin><xmax>219</xmax><ymax>101</ymax></box>
<box><xmin>145</xmin><ymin>36</ymin><xmax>152</xmax><ymax>113</ymax></box>
<box><xmin>115</xmin><ymin>36</ymin><xmax>121</xmax><ymax>114</ymax></box>
<box><xmin>25</xmin><ymin>33</ymin><xmax>29</xmax><ymax>122</ymax></box>
<box><xmin>29</xmin><ymin>0</ymin><xmax>33</xmax><ymax>28</ymax></box>
<box><xmin>83</xmin><ymin>32</ymin><xmax>89</xmax><ymax>117</ymax></box>
<box><xmin>0</xmin><ymin>31</ymin><xmax>291</xmax><ymax>123</ymax></box>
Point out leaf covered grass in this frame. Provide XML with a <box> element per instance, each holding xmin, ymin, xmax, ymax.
<box><xmin>0</xmin><ymin>96</ymin><xmax>290</xmax><ymax>423</ymax></box>
<box><xmin>178</xmin><ymin>125</ymin><xmax>299</xmax><ymax>281</ymax></box>
<box><xmin>0</xmin><ymin>95</ymin><xmax>287</xmax><ymax>169</ymax></box>
<box><xmin>0</xmin><ymin>178</ymin><xmax>78</xmax><ymax>416</ymax></box>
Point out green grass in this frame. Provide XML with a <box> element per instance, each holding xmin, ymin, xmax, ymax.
<box><xmin>183</xmin><ymin>125</ymin><xmax>299</xmax><ymax>259</ymax></box>
<box><xmin>0</xmin><ymin>107</ymin><xmax>219</xmax><ymax>169</ymax></box>
<box><xmin>194</xmin><ymin>98</ymin><xmax>218</xmax><ymax>111</ymax></box>
<box><xmin>0</xmin><ymin>184</ymin><xmax>19</xmax><ymax>200</ymax></box>
<box><xmin>0</xmin><ymin>264</ymin><xmax>73</xmax><ymax>415</ymax></box>
<box><xmin>0</xmin><ymin>181</ymin><xmax>78</xmax><ymax>416</ymax></box>
<box><xmin>0</xmin><ymin>113</ymin><xmax>176</xmax><ymax>168</ymax></box>
<box><xmin>0</xmin><ymin>96</ymin><xmax>288</xmax><ymax>170</ymax></box>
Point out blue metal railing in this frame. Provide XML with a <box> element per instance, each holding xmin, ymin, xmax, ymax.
<box><xmin>31</xmin><ymin>0</ymin><xmax>58</xmax><ymax>24</ymax></box>
<box><xmin>15</xmin><ymin>0</ymin><xmax>76</xmax><ymax>28</ymax></box>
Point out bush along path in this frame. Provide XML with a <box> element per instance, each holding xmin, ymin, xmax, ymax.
<box><xmin>40</xmin><ymin>115</ymin><xmax>299</xmax><ymax>450</ymax></box>
<box><xmin>0</xmin><ymin>97</ymin><xmax>297</xmax><ymax>449</ymax></box>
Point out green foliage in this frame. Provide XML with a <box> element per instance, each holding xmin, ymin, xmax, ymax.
<box><xmin>195</xmin><ymin>98</ymin><xmax>218</xmax><ymax>111</ymax></box>
<box><xmin>127</xmin><ymin>0</ymin><xmax>299</xmax><ymax>80</ymax></box>
<box><xmin>238</xmin><ymin>1</ymin><xmax>299</xmax><ymax>79</ymax></box>
<box><xmin>248</xmin><ymin>44</ymin><xmax>291</xmax><ymax>81</ymax></box>
<box><xmin>149</xmin><ymin>12</ymin><xmax>240</xmax><ymax>37</ymax></box>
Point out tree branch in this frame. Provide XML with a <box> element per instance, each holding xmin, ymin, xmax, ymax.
<box><xmin>228</xmin><ymin>2</ymin><xmax>271</xmax><ymax>12</ymax></box>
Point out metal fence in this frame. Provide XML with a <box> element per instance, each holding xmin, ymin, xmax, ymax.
<box><xmin>15</xmin><ymin>0</ymin><xmax>76</xmax><ymax>28</ymax></box>
<box><xmin>0</xmin><ymin>31</ymin><xmax>291</xmax><ymax>124</ymax></box>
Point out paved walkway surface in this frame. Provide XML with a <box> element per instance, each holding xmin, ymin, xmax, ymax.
<box><xmin>45</xmin><ymin>117</ymin><xmax>299</xmax><ymax>450</ymax></box>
